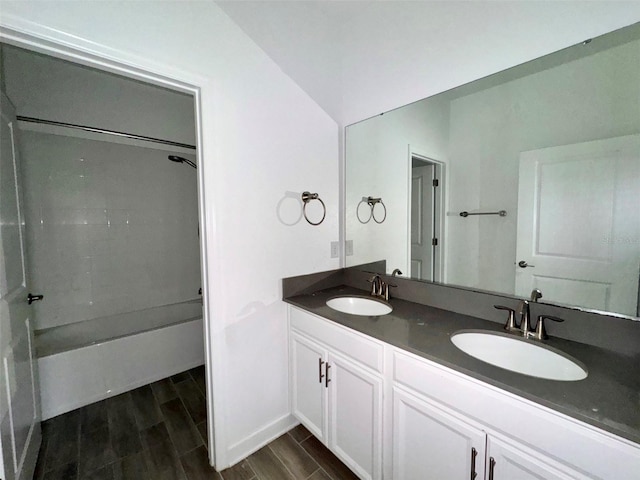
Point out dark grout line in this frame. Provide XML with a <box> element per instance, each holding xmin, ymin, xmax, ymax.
<box><xmin>179</xmin><ymin>443</ymin><xmax>205</xmax><ymax>458</ymax></box>
<box><xmin>265</xmin><ymin>442</ymin><xmax>300</xmax><ymax>480</ymax></box>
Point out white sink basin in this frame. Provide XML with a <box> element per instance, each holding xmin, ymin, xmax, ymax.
<box><xmin>326</xmin><ymin>296</ymin><xmax>392</xmax><ymax>316</ymax></box>
<box><xmin>451</xmin><ymin>331</ymin><xmax>587</xmax><ymax>381</ymax></box>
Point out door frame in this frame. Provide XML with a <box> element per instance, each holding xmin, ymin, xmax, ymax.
<box><xmin>0</xmin><ymin>25</ymin><xmax>216</xmax><ymax>464</ymax></box>
<box><xmin>407</xmin><ymin>145</ymin><xmax>447</xmax><ymax>282</ymax></box>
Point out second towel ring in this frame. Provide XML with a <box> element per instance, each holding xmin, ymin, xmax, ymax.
<box><xmin>357</xmin><ymin>196</ymin><xmax>387</xmax><ymax>224</ymax></box>
<box><xmin>371</xmin><ymin>198</ymin><xmax>387</xmax><ymax>224</ymax></box>
<box><xmin>301</xmin><ymin>191</ymin><xmax>326</xmax><ymax>225</ymax></box>
<box><xmin>356</xmin><ymin>198</ymin><xmax>373</xmax><ymax>223</ymax></box>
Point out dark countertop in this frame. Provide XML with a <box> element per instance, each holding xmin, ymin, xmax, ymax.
<box><xmin>285</xmin><ymin>285</ymin><xmax>640</xmax><ymax>445</ymax></box>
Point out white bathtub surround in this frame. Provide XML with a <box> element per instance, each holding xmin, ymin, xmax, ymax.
<box><xmin>36</xmin><ymin>300</ymin><xmax>204</xmax><ymax>420</ymax></box>
<box><xmin>35</xmin><ymin>299</ymin><xmax>202</xmax><ymax>358</ymax></box>
<box><xmin>20</xmin><ymin>131</ymin><xmax>201</xmax><ymax>331</ymax></box>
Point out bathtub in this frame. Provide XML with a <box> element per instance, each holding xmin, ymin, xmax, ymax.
<box><xmin>35</xmin><ymin>300</ymin><xmax>205</xmax><ymax>420</ymax></box>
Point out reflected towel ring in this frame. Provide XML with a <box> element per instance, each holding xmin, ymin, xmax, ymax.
<box><xmin>369</xmin><ymin>197</ymin><xmax>387</xmax><ymax>224</ymax></box>
<box><xmin>301</xmin><ymin>191</ymin><xmax>326</xmax><ymax>225</ymax></box>
<box><xmin>356</xmin><ymin>198</ymin><xmax>373</xmax><ymax>224</ymax></box>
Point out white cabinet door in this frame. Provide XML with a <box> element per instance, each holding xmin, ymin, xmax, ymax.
<box><xmin>393</xmin><ymin>387</ymin><xmax>486</xmax><ymax>480</ymax></box>
<box><xmin>1</xmin><ymin>92</ymin><xmax>41</xmax><ymax>480</ymax></box>
<box><xmin>486</xmin><ymin>436</ymin><xmax>583</xmax><ymax>480</ymax></box>
<box><xmin>290</xmin><ymin>332</ymin><xmax>328</xmax><ymax>442</ymax></box>
<box><xmin>327</xmin><ymin>352</ymin><xmax>383</xmax><ymax>480</ymax></box>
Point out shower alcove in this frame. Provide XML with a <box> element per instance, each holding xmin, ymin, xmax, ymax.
<box><xmin>2</xmin><ymin>43</ymin><xmax>205</xmax><ymax>420</ymax></box>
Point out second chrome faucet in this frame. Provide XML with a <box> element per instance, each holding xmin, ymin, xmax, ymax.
<box><xmin>494</xmin><ymin>289</ymin><xmax>563</xmax><ymax>340</ymax></box>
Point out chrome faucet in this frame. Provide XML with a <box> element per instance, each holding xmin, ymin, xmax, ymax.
<box><xmin>495</xmin><ymin>289</ymin><xmax>562</xmax><ymax>340</ymax></box>
<box><xmin>529</xmin><ymin>289</ymin><xmax>542</xmax><ymax>302</ymax></box>
<box><xmin>368</xmin><ymin>274</ymin><xmax>383</xmax><ymax>297</ymax></box>
<box><xmin>517</xmin><ymin>299</ymin><xmax>532</xmax><ymax>337</ymax></box>
<box><xmin>392</xmin><ymin>268</ymin><xmax>403</xmax><ymax>277</ymax></box>
<box><xmin>495</xmin><ymin>301</ymin><xmax>533</xmax><ymax>336</ymax></box>
<box><xmin>367</xmin><ymin>274</ymin><xmax>394</xmax><ymax>301</ymax></box>
<box><xmin>520</xmin><ymin>289</ymin><xmax>542</xmax><ymax>337</ymax></box>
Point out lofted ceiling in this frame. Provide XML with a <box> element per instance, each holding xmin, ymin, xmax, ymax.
<box><xmin>216</xmin><ymin>1</ymin><xmax>640</xmax><ymax>126</ymax></box>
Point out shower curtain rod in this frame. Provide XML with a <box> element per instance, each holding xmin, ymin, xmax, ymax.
<box><xmin>16</xmin><ymin>116</ymin><xmax>197</xmax><ymax>150</ymax></box>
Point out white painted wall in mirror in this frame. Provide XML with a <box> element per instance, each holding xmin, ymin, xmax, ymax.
<box><xmin>446</xmin><ymin>38</ymin><xmax>639</xmax><ymax>295</ymax></box>
<box><xmin>346</xmin><ymin>35</ymin><xmax>640</xmax><ymax>317</ymax></box>
<box><xmin>346</xmin><ymin>95</ymin><xmax>450</xmax><ymax>272</ymax></box>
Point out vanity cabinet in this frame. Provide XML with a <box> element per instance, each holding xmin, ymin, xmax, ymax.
<box><xmin>392</xmin><ymin>349</ymin><xmax>640</xmax><ymax>480</ymax></box>
<box><xmin>485</xmin><ymin>436</ymin><xmax>577</xmax><ymax>480</ymax></box>
<box><xmin>290</xmin><ymin>332</ymin><xmax>327</xmax><ymax>442</ymax></box>
<box><xmin>289</xmin><ymin>308</ymin><xmax>384</xmax><ymax>480</ymax></box>
<box><xmin>287</xmin><ymin>305</ymin><xmax>640</xmax><ymax>480</ymax></box>
<box><xmin>393</xmin><ymin>386</ymin><xmax>486</xmax><ymax>479</ymax></box>
<box><xmin>393</xmin><ymin>386</ymin><xmax>579</xmax><ymax>479</ymax></box>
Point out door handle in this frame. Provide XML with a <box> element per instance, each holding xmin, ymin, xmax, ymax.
<box><xmin>325</xmin><ymin>363</ymin><xmax>331</xmax><ymax>388</ymax></box>
<box><xmin>488</xmin><ymin>457</ymin><xmax>496</xmax><ymax>480</ymax></box>
<box><xmin>470</xmin><ymin>447</ymin><xmax>477</xmax><ymax>479</ymax></box>
<box><xmin>27</xmin><ymin>293</ymin><xmax>44</xmax><ymax>305</ymax></box>
<box><xmin>518</xmin><ymin>260</ymin><xmax>535</xmax><ymax>268</ymax></box>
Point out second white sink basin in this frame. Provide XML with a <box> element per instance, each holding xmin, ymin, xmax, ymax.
<box><xmin>326</xmin><ymin>296</ymin><xmax>392</xmax><ymax>316</ymax></box>
<box><xmin>451</xmin><ymin>331</ymin><xmax>587</xmax><ymax>381</ymax></box>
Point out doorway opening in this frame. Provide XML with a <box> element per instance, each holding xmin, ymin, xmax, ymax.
<box><xmin>0</xmin><ymin>37</ymin><xmax>211</xmax><ymax>480</ymax></box>
<box><xmin>410</xmin><ymin>154</ymin><xmax>444</xmax><ymax>282</ymax></box>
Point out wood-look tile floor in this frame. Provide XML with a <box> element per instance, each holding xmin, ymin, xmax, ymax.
<box><xmin>33</xmin><ymin>366</ymin><xmax>358</xmax><ymax>480</ymax></box>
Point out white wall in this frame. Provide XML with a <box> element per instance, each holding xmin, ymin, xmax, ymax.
<box><xmin>217</xmin><ymin>1</ymin><xmax>640</xmax><ymax>127</ymax></box>
<box><xmin>339</xmin><ymin>1</ymin><xmax>640</xmax><ymax>125</ymax></box>
<box><xmin>0</xmin><ymin>0</ymin><xmax>339</xmax><ymax>470</ymax></box>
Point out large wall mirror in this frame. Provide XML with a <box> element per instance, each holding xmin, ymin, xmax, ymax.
<box><xmin>345</xmin><ymin>23</ymin><xmax>640</xmax><ymax>319</ymax></box>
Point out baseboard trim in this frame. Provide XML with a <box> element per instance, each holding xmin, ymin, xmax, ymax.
<box><xmin>222</xmin><ymin>413</ymin><xmax>298</xmax><ymax>470</ymax></box>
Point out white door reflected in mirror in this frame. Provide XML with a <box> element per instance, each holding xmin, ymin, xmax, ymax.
<box><xmin>516</xmin><ymin>135</ymin><xmax>640</xmax><ymax>317</ymax></box>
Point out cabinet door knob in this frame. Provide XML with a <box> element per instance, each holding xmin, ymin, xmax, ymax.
<box><xmin>470</xmin><ymin>447</ymin><xmax>477</xmax><ymax>480</ymax></box>
<box><xmin>325</xmin><ymin>363</ymin><xmax>331</xmax><ymax>388</ymax></box>
<box><xmin>318</xmin><ymin>358</ymin><xmax>325</xmax><ymax>383</ymax></box>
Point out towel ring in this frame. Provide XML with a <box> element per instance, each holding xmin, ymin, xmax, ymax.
<box><xmin>301</xmin><ymin>191</ymin><xmax>326</xmax><ymax>225</ymax></box>
<box><xmin>369</xmin><ymin>197</ymin><xmax>387</xmax><ymax>224</ymax></box>
<box><xmin>356</xmin><ymin>198</ymin><xmax>373</xmax><ymax>224</ymax></box>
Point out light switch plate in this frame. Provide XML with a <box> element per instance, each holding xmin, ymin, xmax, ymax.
<box><xmin>346</xmin><ymin>240</ymin><xmax>353</xmax><ymax>256</ymax></box>
<box><xmin>330</xmin><ymin>241</ymin><xmax>339</xmax><ymax>258</ymax></box>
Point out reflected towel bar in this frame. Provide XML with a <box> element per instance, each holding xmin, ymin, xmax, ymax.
<box><xmin>460</xmin><ymin>210</ymin><xmax>507</xmax><ymax>217</ymax></box>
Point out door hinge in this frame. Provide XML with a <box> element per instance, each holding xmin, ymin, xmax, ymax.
<box><xmin>432</xmin><ymin>238</ymin><xmax>438</xmax><ymax>246</ymax></box>
<box><xmin>432</xmin><ymin>178</ymin><xmax>439</xmax><ymax>187</ymax></box>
